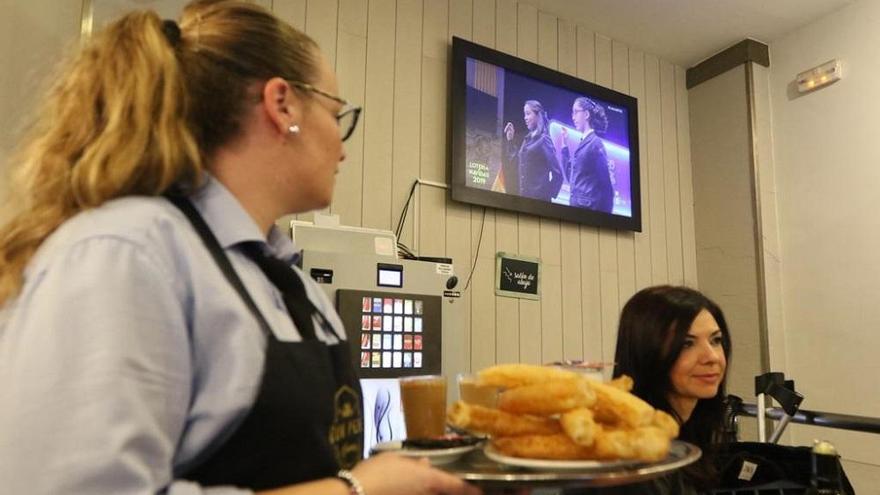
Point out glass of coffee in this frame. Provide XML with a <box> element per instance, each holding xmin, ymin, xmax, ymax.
<box><xmin>456</xmin><ymin>373</ymin><xmax>500</xmax><ymax>408</ymax></box>
<box><xmin>399</xmin><ymin>375</ymin><xmax>447</xmax><ymax>439</ymax></box>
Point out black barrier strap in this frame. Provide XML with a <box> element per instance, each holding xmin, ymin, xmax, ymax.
<box><xmin>735</xmin><ymin>403</ymin><xmax>880</xmax><ymax>435</ymax></box>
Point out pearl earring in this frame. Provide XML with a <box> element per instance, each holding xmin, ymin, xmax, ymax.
<box><xmin>288</xmin><ymin>124</ymin><xmax>300</xmax><ymax>135</ymax></box>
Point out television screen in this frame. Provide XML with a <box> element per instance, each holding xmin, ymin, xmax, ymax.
<box><xmin>450</xmin><ymin>37</ymin><xmax>641</xmax><ymax>231</ymax></box>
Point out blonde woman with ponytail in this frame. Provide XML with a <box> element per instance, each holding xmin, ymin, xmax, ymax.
<box><xmin>0</xmin><ymin>3</ymin><xmax>479</xmax><ymax>495</ymax></box>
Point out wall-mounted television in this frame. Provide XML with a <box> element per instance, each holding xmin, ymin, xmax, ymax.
<box><xmin>449</xmin><ymin>37</ymin><xmax>641</xmax><ymax>232</ymax></box>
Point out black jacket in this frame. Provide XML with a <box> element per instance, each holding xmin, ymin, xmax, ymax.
<box><xmin>507</xmin><ymin>132</ymin><xmax>563</xmax><ymax>201</ymax></box>
<box><xmin>562</xmin><ymin>131</ymin><xmax>614</xmax><ymax>212</ymax></box>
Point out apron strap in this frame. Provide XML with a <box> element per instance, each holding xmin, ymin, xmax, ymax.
<box><xmin>166</xmin><ymin>195</ymin><xmax>273</xmax><ymax>337</ymax></box>
<box><xmin>240</xmin><ymin>244</ymin><xmax>345</xmax><ymax>342</ymax></box>
<box><xmin>167</xmin><ymin>195</ymin><xmax>344</xmax><ymax>343</ymax></box>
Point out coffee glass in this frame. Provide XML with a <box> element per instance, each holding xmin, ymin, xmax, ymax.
<box><xmin>399</xmin><ymin>375</ymin><xmax>447</xmax><ymax>439</ymax></box>
<box><xmin>456</xmin><ymin>373</ymin><xmax>500</xmax><ymax>408</ymax></box>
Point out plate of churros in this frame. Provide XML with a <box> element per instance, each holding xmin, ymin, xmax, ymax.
<box><xmin>447</xmin><ymin>364</ymin><xmax>684</xmax><ymax>470</ymax></box>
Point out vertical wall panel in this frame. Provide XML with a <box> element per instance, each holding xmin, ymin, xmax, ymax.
<box><xmin>515</xmin><ymin>2</ymin><xmax>541</xmax><ymax>365</ymax></box>
<box><xmin>392</xmin><ymin>0</ymin><xmax>423</xmax><ymax>250</ymax></box>
<box><xmin>676</xmin><ymin>66</ymin><xmax>698</xmax><ymax>286</ymax></box>
<box><xmin>470</xmin><ymin>206</ymin><xmax>498</xmax><ymax>371</ymax></box>
<box><xmin>469</xmin><ymin>0</ymin><xmax>498</xmax><ymax>372</ymax></box>
<box><xmin>575</xmin><ymin>25</ymin><xmax>595</xmax><ymax>81</ymax></box>
<box><xmin>537</xmin><ymin>11</ymin><xmax>563</xmax><ymax>364</ymax></box>
<box><xmin>418</xmin><ymin>0</ymin><xmax>449</xmax><ymax>258</ymax></box>
<box><xmin>495</xmin><ymin>212</ymin><xmax>520</xmax><ymax>363</ymax></box>
<box><xmin>557</xmin><ymin>19</ymin><xmax>584</xmax><ymax>361</ymax></box>
<box><xmin>253</xmin><ymin>0</ymin><xmax>273</xmax><ymax>11</ymax></box>
<box><xmin>595</xmin><ymin>34</ymin><xmax>618</xmax><ymax>363</ymax></box>
<box><xmin>661</xmin><ymin>61</ymin><xmax>684</xmax><ymax>284</ymax></box>
<box><xmin>273</xmin><ymin>0</ymin><xmax>307</xmax><ymax>31</ymax></box>
<box><xmin>306</xmin><ymin>0</ymin><xmax>339</xmax><ymax>67</ymax></box>
<box><xmin>450</xmin><ymin>0</ymin><xmax>473</xmax><ymax>40</ymax></box>
<box><xmin>447</xmin><ymin>0</ymin><xmax>474</xmax><ymax>374</ymax></box>
<box><xmin>493</xmin><ymin>0</ymin><xmax>520</xmax><ymax>365</ymax></box>
<box><xmin>612</xmin><ymin>40</ymin><xmax>635</xmax><ymax>334</ymax></box>
<box><xmin>299</xmin><ymin>0</ymin><xmax>339</xmax><ymax>221</ymax></box>
<box><xmin>0</xmin><ymin>1</ymin><xmax>81</xmax><ymax>204</ymax></box>
<box><xmin>495</xmin><ymin>0</ymin><xmax>516</xmax><ymax>53</ymax></box>
<box><xmin>575</xmin><ymin>26</ymin><xmax>603</xmax><ymax>362</ymax></box>
<box><xmin>332</xmin><ymin>0</ymin><xmax>368</xmax><ymax>227</ymax></box>
<box><xmin>361</xmin><ymin>0</ymin><xmax>396</xmax><ymax>231</ymax></box>
<box><xmin>473</xmin><ymin>0</ymin><xmax>496</xmax><ymax>47</ymax></box>
<box><xmin>645</xmin><ymin>54</ymin><xmax>668</xmax><ymax>285</ymax></box>
<box><xmin>557</xmin><ymin>20</ymin><xmax>576</xmax><ymax>76</ymax></box>
<box><xmin>629</xmin><ymin>50</ymin><xmax>652</xmax><ymax>291</ymax></box>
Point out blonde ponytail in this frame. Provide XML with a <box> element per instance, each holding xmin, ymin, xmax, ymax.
<box><xmin>0</xmin><ymin>11</ymin><xmax>201</xmax><ymax>304</ymax></box>
<box><xmin>0</xmin><ymin>1</ymin><xmax>320</xmax><ymax>304</ymax></box>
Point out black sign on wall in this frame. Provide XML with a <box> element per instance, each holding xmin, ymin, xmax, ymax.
<box><xmin>495</xmin><ymin>252</ymin><xmax>540</xmax><ymax>300</ymax></box>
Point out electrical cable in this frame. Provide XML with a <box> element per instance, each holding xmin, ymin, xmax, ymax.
<box><xmin>394</xmin><ymin>180</ymin><xmax>419</xmax><ymax>242</ymax></box>
<box><xmin>394</xmin><ymin>179</ymin><xmax>421</xmax><ymax>259</ymax></box>
<box><xmin>462</xmin><ymin>207</ymin><xmax>486</xmax><ymax>292</ymax></box>
<box><xmin>392</xmin><ymin>179</ymin><xmax>487</xmax><ymax>287</ymax></box>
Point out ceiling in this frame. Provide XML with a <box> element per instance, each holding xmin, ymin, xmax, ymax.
<box><xmin>525</xmin><ymin>0</ymin><xmax>855</xmax><ymax>67</ymax></box>
<box><xmin>91</xmin><ymin>0</ymin><xmax>856</xmax><ymax>68</ymax></box>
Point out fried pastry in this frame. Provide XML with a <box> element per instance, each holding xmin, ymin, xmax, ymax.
<box><xmin>492</xmin><ymin>433</ymin><xmax>597</xmax><ymax>460</ymax></box>
<box><xmin>651</xmin><ymin>409</ymin><xmax>680</xmax><ymax>438</ymax></box>
<box><xmin>498</xmin><ymin>378</ymin><xmax>596</xmax><ymax>416</ymax></box>
<box><xmin>447</xmin><ymin>400</ymin><xmax>562</xmax><ymax>436</ymax></box>
<box><xmin>559</xmin><ymin>407</ymin><xmax>598</xmax><ymax>447</ymax></box>
<box><xmin>593</xmin><ymin>425</ymin><xmax>670</xmax><ymax>462</ymax></box>
<box><xmin>607</xmin><ymin>374</ymin><xmax>634</xmax><ymax>392</ymax></box>
<box><xmin>477</xmin><ymin>363</ymin><xmax>579</xmax><ymax>389</ymax></box>
<box><xmin>590</xmin><ymin>380</ymin><xmax>654</xmax><ymax>428</ymax></box>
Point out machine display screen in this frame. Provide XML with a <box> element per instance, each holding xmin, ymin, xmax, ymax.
<box><xmin>376</xmin><ymin>263</ymin><xmax>403</xmax><ymax>287</ymax></box>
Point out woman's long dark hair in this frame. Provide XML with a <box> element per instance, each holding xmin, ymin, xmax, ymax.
<box><xmin>524</xmin><ymin>100</ymin><xmax>550</xmax><ymax>136</ymax></box>
<box><xmin>613</xmin><ymin>285</ymin><xmax>732</xmax><ymax>490</ymax></box>
<box><xmin>573</xmin><ymin>97</ymin><xmax>608</xmax><ymax>133</ymax></box>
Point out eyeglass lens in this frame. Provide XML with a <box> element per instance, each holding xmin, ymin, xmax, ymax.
<box><xmin>338</xmin><ymin>108</ymin><xmax>361</xmax><ymax>142</ymax></box>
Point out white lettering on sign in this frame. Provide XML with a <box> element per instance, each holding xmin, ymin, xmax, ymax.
<box><xmin>504</xmin><ymin>267</ymin><xmax>536</xmax><ymax>290</ymax></box>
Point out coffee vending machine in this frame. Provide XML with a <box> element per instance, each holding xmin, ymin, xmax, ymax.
<box><xmin>285</xmin><ymin>220</ymin><xmax>465</xmax><ymax>457</ymax></box>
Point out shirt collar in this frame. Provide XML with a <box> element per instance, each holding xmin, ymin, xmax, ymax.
<box><xmin>189</xmin><ymin>174</ymin><xmax>300</xmax><ymax>264</ymax></box>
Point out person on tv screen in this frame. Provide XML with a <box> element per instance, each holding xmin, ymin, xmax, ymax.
<box><xmin>560</xmin><ymin>97</ymin><xmax>614</xmax><ymax>212</ymax></box>
<box><xmin>503</xmin><ymin>99</ymin><xmax>563</xmax><ymax>201</ymax></box>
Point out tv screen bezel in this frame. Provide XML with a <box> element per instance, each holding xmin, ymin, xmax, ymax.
<box><xmin>449</xmin><ymin>36</ymin><xmax>642</xmax><ymax>232</ymax></box>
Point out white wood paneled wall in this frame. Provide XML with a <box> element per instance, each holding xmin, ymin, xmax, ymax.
<box><xmin>274</xmin><ymin>0</ymin><xmax>697</xmax><ymax>370</ymax></box>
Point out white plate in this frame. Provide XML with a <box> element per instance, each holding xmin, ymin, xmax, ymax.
<box><xmin>372</xmin><ymin>441</ymin><xmax>478</xmax><ymax>465</ymax></box>
<box><xmin>483</xmin><ymin>445</ymin><xmax>641</xmax><ymax>471</ymax></box>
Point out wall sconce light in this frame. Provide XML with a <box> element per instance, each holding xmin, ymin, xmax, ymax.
<box><xmin>796</xmin><ymin>59</ymin><xmax>842</xmax><ymax>93</ymax></box>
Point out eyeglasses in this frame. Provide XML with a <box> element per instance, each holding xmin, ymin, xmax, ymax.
<box><xmin>288</xmin><ymin>80</ymin><xmax>362</xmax><ymax>142</ymax></box>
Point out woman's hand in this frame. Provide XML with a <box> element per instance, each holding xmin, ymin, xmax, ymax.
<box><xmin>352</xmin><ymin>452</ymin><xmax>481</xmax><ymax>495</ymax></box>
<box><xmin>558</xmin><ymin>127</ymin><xmax>568</xmax><ymax>149</ymax></box>
<box><xmin>503</xmin><ymin>122</ymin><xmax>514</xmax><ymax>141</ymax></box>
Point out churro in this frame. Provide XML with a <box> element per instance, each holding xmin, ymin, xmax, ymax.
<box><xmin>447</xmin><ymin>400</ymin><xmax>562</xmax><ymax>436</ymax></box>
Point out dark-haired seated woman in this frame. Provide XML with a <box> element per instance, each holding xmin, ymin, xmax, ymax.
<box><xmin>566</xmin><ymin>285</ymin><xmax>731</xmax><ymax>495</ymax></box>
<box><xmin>615</xmin><ymin>285</ymin><xmax>732</xmax><ymax>494</ymax></box>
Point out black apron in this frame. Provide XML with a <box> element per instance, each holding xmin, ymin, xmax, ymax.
<box><xmin>168</xmin><ymin>196</ymin><xmax>364</xmax><ymax>491</ymax></box>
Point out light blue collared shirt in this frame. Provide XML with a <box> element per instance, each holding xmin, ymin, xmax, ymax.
<box><xmin>0</xmin><ymin>176</ymin><xmax>347</xmax><ymax>494</ymax></box>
